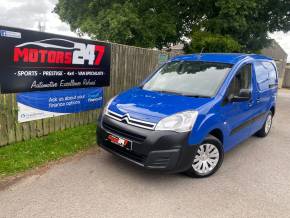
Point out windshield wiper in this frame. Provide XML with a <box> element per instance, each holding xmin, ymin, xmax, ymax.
<box><xmin>157</xmin><ymin>90</ymin><xmax>210</xmax><ymax>98</ymax></box>
<box><xmin>144</xmin><ymin>88</ymin><xmax>210</xmax><ymax>98</ymax></box>
<box><xmin>181</xmin><ymin>94</ymin><xmax>210</xmax><ymax>98</ymax></box>
<box><xmin>155</xmin><ymin>90</ymin><xmax>181</xmax><ymax>95</ymax></box>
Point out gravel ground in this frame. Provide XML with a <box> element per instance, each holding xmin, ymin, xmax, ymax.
<box><xmin>0</xmin><ymin>90</ymin><xmax>290</xmax><ymax>218</ymax></box>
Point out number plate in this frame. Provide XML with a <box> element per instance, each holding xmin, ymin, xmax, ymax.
<box><xmin>106</xmin><ymin>133</ymin><xmax>132</xmax><ymax>150</ymax></box>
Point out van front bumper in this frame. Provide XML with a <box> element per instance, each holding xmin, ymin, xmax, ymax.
<box><xmin>97</xmin><ymin>115</ymin><xmax>196</xmax><ymax>173</ymax></box>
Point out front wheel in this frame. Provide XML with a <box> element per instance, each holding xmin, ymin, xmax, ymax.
<box><xmin>185</xmin><ymin>135</ymin><xmax>224</xmax><ymax>178</ymax></box>
<box><xmin>255</xmin><ymin>111</ymin><xmax>273</xmax><ymax>137</ymax></box>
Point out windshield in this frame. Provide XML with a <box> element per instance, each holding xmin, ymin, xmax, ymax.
<box><xmin>142</xmin><ymin>61</ymin><xmax>232</xmax><ymax>97</ymax></box>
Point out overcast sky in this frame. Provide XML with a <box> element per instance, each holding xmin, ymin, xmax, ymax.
<box><xmin>0</xmin><ymin>0</ymin><xmax>289</xmax><ymax>62</ymax></box>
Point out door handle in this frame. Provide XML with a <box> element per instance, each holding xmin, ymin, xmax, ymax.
<box><xmin>248</xmin><ymin>99</ymin><xmax>254</xmax><ymax>107</ymax></box>
<box><xmin>269</xmin><ymin>84</ymin><xmax>278</xmax><ymax>89</ymax></box>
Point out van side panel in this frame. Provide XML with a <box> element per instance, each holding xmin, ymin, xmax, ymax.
<box><xmin>250</xmin><ymin>61</ymin><xmax>278</xmax><ymax>135</ymax></box>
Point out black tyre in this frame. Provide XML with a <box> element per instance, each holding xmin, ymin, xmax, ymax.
<box><xmin>185</xmin><ymin>135</ymin><xmax>224</xmax><ymax>178</ymax></box>
<box><xmin>255</xmin><ymin>111</ymin><xmax>273</xmax><ymax>137</ymax></box>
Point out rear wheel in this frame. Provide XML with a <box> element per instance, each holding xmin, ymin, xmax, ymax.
<box><xmin>255</xmin><ymin>111</ymin><xmax>273</xmax><ymax>137</ymax></box>
<box><xmin>185</xmin><ymin>135</ymin><xmax>224</xmax><ymax>178</ymax></box>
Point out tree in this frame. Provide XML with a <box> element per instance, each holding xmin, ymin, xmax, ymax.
<box><xmin>55</xmin><ymin>0</ymin><xmax>290</xmax><ymax>52</ymax></box>
<box><xmin>184</xmin><ymin>31</ymin><xmax>241</xmax><ymax>53</ymax></box>
<box><xmin>54</xmin><ymin>0</ymin><xmax>179</xmax><ymax>49</ymax></box>
<box><xmin>197</xmin><ymin>0</ymin><xmax>290</xmax><ymax>52</ymax></box>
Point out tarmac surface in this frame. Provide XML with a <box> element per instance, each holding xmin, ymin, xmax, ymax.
<box><xmin>1</xmin><ymin>90</ymin><xmax>290</xmax><ymax>218</ymax></box>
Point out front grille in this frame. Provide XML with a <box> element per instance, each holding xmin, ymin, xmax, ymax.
<box><xmin>103</xmin><ymin>121</ymin><xmax>146</xmax><ymax>143</ymax></box>
<box><xmin>106</xmin><ymin>110</ymin><xmax>156</xmax><ymax>130</ymax></box>
<box><xmin>104</xmin><ymin>141</ymin><xmax>146</xmax><ymax>163</ymax></box>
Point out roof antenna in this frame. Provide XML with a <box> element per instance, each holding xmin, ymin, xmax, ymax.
<box><xmin>198</xmin><ymin>47</ymin><xmax>204</xmax><ymax>60</ymax></box>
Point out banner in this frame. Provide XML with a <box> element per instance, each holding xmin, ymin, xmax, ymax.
<box><xmin>17</xmin><ymin>88</ymin><xmax>103</xmax><ymax>123</ymax></box>
<box><xmin>0</xmin><ymin>26</ymin><xmax>111</xmax><ymax>93</ymax></box>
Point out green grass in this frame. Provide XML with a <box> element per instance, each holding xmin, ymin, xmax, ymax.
<box><xmin>0</xmin><ymin>124</ymin><xmax>97</xmax><ymax>178</ymax></box>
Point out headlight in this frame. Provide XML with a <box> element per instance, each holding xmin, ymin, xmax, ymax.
<box><xmin>103</xmin><ymin>96</ymin><xmax>116</xmax><ymax>115</ymax></box>
<box><xmin>155</xmin><ymin>111</ymin><xmax>198</xmax><ymax>132</ymax></box>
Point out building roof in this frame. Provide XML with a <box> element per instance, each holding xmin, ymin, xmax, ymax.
<box><xmin>170</xmin><ymin>53</ymin><xmax>273</xmax><ymax>64</ymax></box>
<box><xmin>170</xmin><ymin>44</ymin><xmax>184</xmax><ymax>50</ymax></box>
<box><xmin>261</xmin><ymin>40</ymin><xmax>288</xmax><ymax>62</ymax></box>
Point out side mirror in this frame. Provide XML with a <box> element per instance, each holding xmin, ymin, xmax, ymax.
<box><xmin>229</xmin><ymin>89</ymin><xmax>251</xmax><ymax>102</ymax></box>
<box><xmin>239</xmin><ymin>89</ymin><xmax>251</xmax><ymax>98</ymax></box>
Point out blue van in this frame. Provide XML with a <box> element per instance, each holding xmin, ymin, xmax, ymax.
<box><xmin>97</xmin><ymin>53</ymin><xmax>278</xmax><ymax>178</ymax></box>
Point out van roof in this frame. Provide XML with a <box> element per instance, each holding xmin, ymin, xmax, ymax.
<box><xmin>170</xmin><ymin>53</ymin><xmax>273</xmax><ymax>64</ymax></box>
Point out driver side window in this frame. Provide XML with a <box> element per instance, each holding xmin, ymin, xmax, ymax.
<box><xmin>227</xmin><ymin>64</ymin><xmax>252</xmax><ymax>97</ymax></box>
